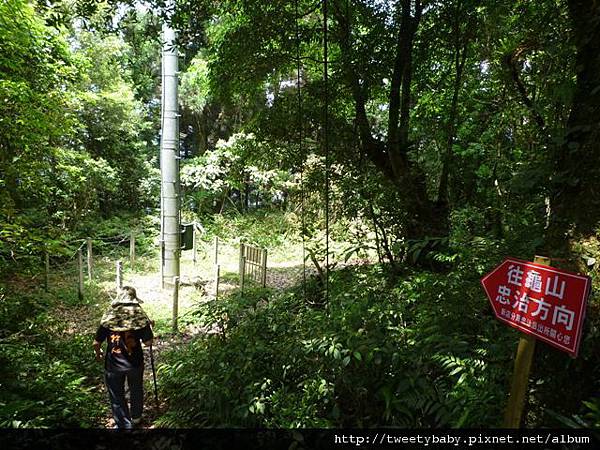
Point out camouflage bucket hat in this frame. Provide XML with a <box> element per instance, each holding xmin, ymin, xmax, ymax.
<box><xmin>100</xmin><ymin>286</ymin><xmax>149</xmax><ymax>331</ymax></box>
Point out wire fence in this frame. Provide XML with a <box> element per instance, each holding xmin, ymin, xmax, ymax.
<box><xmin>2</xmin><ymin>227</ymin><xmax>241</xmax><ymax>336</ymax></box>
<box><xmin>19</xmin><ymin>232</ymin><xmax>156</xmax><ymax>298</ymax></box>
<box><xmin>5</xmin><ymin>226</ymin><xmax>273</xmax><ymax>315</ymax></box>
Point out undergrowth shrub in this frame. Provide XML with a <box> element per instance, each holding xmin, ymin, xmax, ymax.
<box><xmin>0</xmin><ymin>286</ymin><xmax>105</xmax><ymax>427</ymax></box>
<box><xmin>156</xmin><ymin>263</ymin><xmax>517</xmax><ymax>428</ymax></box>
<box><xmin>199</xmin><ymin>210</ymin><xmax>302</xmax><ymax>249</ymax></box>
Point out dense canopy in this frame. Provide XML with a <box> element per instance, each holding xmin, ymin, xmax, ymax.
<box><xmin>0</xmin><ymin>0</ymin><xmax>599</xmax><ymax>433</ymax></box>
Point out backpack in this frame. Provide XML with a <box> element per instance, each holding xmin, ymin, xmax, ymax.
<box><xmin>121</xmin><ymin>330</ymin><xmax>138</xmax><ymax>356</ymax></box>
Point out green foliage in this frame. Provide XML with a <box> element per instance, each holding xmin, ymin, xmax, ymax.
<box><xmin>157</xmin><ymin>261</ymin><xmax>514</xmax><ymax>428</ymax></box>
<box><xmin>0</xmin><ymin>286</ymin><xmax>104</xmax><ymax>427</ymax></box>
<box><xmin>50</xmin><ymin>148</ymin><xmax>119</xmax><ymax>225</ymax></box>
<box><xmin>0</xmin><ymin>1</ymin><xmax>159</xmax><ymax>274</ymax></box>
<box><xmin>155</xmin><ymin>203</ymin><xmax>599</xmax><ymax>428</ymax></box>
<box><xmin>200</xmin><ymin>209</ymin><xmax>301</xmax><ymax>250</ymax></box>
<box><xmin>0</xmin><ymin>334</ymin><xmax>103</xmax><ymax>428</ymax></box>
<box><xmin>74</xmin><ymin>214</ymin><xmax>159</xmax><ymax>257</ymax></box>
<box><xmin>74</xmin><ymin>32</ymin><xmax>158</xmax><ymax>213</ymax></box>
<box><xmin>0</xmin><ymin>0</ymin><xmax>79</xmax><ymax>271</ymax></box>
<box><xmin>174</xmin><ymin>0</ymin><xmax>594</xmax><ymax>263</ymax></box>
<box><xmin>181</xmin><ymin>133</ymin><xmax>294</xmax><ymax>214</ymax></box>
<box><xmin>181</xmin><ymin>56</ymin><xmax>212</xmax><ymax>113</ymax></box>
<box><xmin>2</xmin><ymin>0</ymin><xmax>600</xmax><ymax>431</ymax></box>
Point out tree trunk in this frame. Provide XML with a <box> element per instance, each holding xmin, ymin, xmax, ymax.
<box><xmin>332</xmin><ymin>0</ymin><xmax>446</xmax><ymax>240</ymax></box>
<box><xmin>545</xmin><ymin>0</ymin><xmax>600</xmax><ymax>253</ymax></box>
<box><xmin>438</xmin><ymin>3</ymin><xmax>469</xmax><ymax>211</ymax></box>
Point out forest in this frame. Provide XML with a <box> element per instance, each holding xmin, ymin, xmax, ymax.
<box><xmin>1</xmin><ymin>0</ymin><xmax>599</xmax><ymax>434</ymax></box>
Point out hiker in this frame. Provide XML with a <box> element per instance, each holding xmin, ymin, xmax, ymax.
<box><xmin>93</xmin><ymin>286</ymin><xmax>154</xmax><ymax>429</ymax></box>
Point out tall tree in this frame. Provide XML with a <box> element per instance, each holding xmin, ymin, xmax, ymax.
<box><xmin>331</xmin><ymin>0</ymin><xmax>443</xmax><ymax>237</ymax></box>
<box><xmin>182</xmin><ymin>0</ymin><xmax>454</xmax><ymax>238</ymax></box>
<box><xmin>546</xmin><ymin>0</ymin><xmax>600</xmax><ymax>251</ymax></box>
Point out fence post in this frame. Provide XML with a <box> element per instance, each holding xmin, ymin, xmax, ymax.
<box><xmin>192</xmin><ymin>227</ymin><xmax>197</xmax><ymax>265</ymax></box>
<box><xmin>214</xmin><ymin>264</ymin><xmax>220</xmax><ymax>300</ymax></box>
<box><xmin>172</xmin><ymin>276</ymin><xmax>179</xmax><ymax>333</ymax></box>
<box><xmin>240</xmin><ymin>256</ymin><xmax>246</xmax><ymax>292</ymax></box>
<box><xmin>503</xmin><ymin>255</ymin><xmax>550</xmax><ymax>427</ymax></box>
<box><xmin>130</xmin><ymin>233</ymin><xmax>135</xmax><ymax>268</ymax></box>
<box><xmin>86</xmin><ymin>238</ymin><xmax>93</xmax><ymax>281</ymax></box>
<box><xmin>116</xmin><ymin>260</ymin><xmax>123</xmax><ymax>291</ymax></box>
<box><xmin>239</xmin><ymin>242</ymin><xmax>245</xmax><ymax>283</ymax></box>
<box><xmin>44</xmin><ymin>252</ymin><xmax>49</xmax><ymax>292</ymax></box>
<box><xmin>262</xmin><ymin>249</ymin><xmax>268</xmax><ymax>288</ymax></box>
<box><xmin>77</xmin><ymin>248</ymin><xmax>84</xmax><ymax>300</ymax></box>
<box><xmin>249</xmin><ymin>247</ymin><xmax>254</xmax><ymax>281</ymax></box>
<box><xmin>214</xmin><ymin>236</ymin><xmax>219</xmax><ymax>265</ymax></box>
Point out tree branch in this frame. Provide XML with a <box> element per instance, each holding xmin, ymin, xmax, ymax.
<box><xmin>387</xmin><ymin>0</ymin><xmax>409</xmax><ymax>158</ymax></box>
<box><xmin>387</xmin><ymin>0</ymin><xmax>422</xmax><ymax>177</ymax></box>
<box><xmin>503</xmin><ymin>45</ymin><xmax>546</xmax><ymax>132</ymax></box>
<box><xmin>331</xmin><ymin>0</ymin><xmax>393</xmax><ymax>179</ymax></box>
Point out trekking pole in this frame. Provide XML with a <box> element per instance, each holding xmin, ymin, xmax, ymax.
<box><xmin>149</xmin><ymin>342</ymin><xmax>159</xmax><ymax>410</ymax></box>
<box><xmin>142</xmin><ymin>307</ymin><xmax>159</xmax><ymax>411</ymax></box>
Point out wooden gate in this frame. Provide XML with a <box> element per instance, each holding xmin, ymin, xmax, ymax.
<box><xmin>239</xmin><ymin>243</ymin><xmax>267</xmax><ymax>288</ymax></box>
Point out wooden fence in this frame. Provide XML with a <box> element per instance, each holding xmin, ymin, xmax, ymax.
<box><xmin>239</xmin><ymin>243</ymin><xmax>267</xmax><ymax>289</ymax></box>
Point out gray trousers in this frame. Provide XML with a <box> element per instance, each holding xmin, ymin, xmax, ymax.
<box><xmin>105</xmin><ymin>366</ymin><xmax>143</xmax><ymax>428</ymax></box>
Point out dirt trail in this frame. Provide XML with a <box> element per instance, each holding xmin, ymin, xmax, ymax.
<box><xmin>59</xmin><ymin>240</ymin><xmax>306</xmax><ymax>428</ymax></box>
<box><xmin>99</xmin><ymin>332</ymin><xmax>195</xmax><ymax>429</ymax></box>
<box><xmin>92</xmin><ymin>275</ymin><xmax>208</xmax><ymax>428</ymax></box>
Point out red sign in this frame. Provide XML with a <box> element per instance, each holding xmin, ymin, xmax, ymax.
<box><xmin>481</xmin><ymin>258</ymin><xmax>591</xmax><ymax>357</ymax></box>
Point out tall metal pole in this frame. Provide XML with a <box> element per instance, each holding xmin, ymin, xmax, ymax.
<box><xmin>160</xmin><ymin>16</ymin><xmax>181</xmax><ymax>287</ymax></box>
